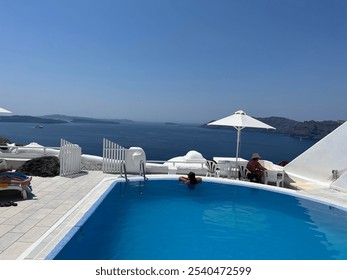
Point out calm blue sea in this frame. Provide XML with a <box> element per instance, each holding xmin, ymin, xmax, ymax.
<box><xmin>0</xmin><ymin>122</ymin><xmax>316</xmax><ymax>163</ymax></box>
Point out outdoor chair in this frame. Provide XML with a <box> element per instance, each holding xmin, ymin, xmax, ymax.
<box><xmin>205</xmin><ymin>160</ymin><xmax>220</xmax><ymax>177</ymax></box>
<box><xmin>264</xmin><ymin>170</ymin><xmax>285</xmax><ymax>187</ymax></box>
<box><xmin>238</xmin><ymin>164</ymin><xmax>252</xmax><ymax>181</ymax></box>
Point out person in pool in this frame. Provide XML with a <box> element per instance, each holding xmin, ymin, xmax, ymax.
<box><xmin>179</xmin><ymin>172</ymin><xmax>202</xmax><ymax>187</ymax></box>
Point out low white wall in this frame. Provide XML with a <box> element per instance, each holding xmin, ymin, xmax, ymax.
<box><xmin>146</xmin><ymin>163</ymin><xmax>169</xmax><ymax>174</ymax></box>
<box><xmin>163</xmin><ymin>150</ymin><xmax>207</xmax><ymax>176</ymax></box>
<box><xmin>81</xmin><ymin>154</ymin><xmax>103</xmax><ymax>165</ymax></box>
<box><xmin>11</xmin><ymin>142</ymin><xmax>60</xmax><ymax>156</ymax></box>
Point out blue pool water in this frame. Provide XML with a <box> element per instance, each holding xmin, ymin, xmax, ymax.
<box><xmin>52</xmin><ymin>179</ymin><xmax>347</xmax><ymax>260</ymax></box>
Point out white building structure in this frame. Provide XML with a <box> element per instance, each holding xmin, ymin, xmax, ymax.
<box><xmin>285</xmin><ymin>121</ymin><xmax>347</xmax><ymax>191</ymax></box>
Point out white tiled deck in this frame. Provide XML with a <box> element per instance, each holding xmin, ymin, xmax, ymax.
<box><xmin>1</xmin><ymin>172</ymin><xmax>347</xmax><ymax>260</ymax></box>
<box><xmin>0</xmin><ymin>171</ymin><xmax>119</xmax><ymax>260</ymax></box>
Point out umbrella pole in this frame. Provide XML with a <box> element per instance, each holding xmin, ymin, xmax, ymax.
<box><xmin>234</xmin><ymin>128</ymin><xmax>241</xmax><ymax>179</ymax></box>
<box><xmin>236</xmin><ymin>128</ymin><xmax>241</xmax><ymax>164</ymax></box>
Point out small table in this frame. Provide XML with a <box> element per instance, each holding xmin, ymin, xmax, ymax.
<box><xmin>213</xmin><ymin>157</ymin><xmax>248</xmax><ymax>179</ymax></box>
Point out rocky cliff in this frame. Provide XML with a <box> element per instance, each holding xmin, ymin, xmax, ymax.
<box><xmin>257</xmin><ymin>117</ymin><xmax>343</xmax><ymax>140</ymax></box>
<box><xmin>0</xmin><ymin>115</ymin><xmax>66</xmax><ymax>124</ymax></box>
<box><xmin>205</xmin><ymin>117</ymin><xmax>345</xmax><ymax>140</ymax></box>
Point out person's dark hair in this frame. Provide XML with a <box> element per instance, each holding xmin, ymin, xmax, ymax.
<box><xmin>188</xmin><ymin>172</ymin><xmax>197</xmax><ymax>184</ymax></box>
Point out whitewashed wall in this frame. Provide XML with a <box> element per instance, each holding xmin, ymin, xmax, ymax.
<box><xmin>285</xmin><ymin>121</ymin><xmax>347</xmax><ymax>190</ymax></box>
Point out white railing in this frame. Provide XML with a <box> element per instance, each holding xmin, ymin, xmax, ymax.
<box><xmin>59</xmin><ymin>139</ymin><xmax>82</xmax><ymax>177</ymax></box>
<box><xmin>102</xmin><ymin>138</ymin><xmax>127</xmax><ymax>174</ymax></box>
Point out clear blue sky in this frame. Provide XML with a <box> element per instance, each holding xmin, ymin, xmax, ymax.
<box><xmin>1</xmin><ymin>0</ymin><xmax>346</xmax><ymax>123</ymax></box>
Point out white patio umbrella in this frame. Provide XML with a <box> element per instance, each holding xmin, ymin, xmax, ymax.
<box><xmin>207</xmin><ymin>110</ymin><xmax>275</xmax><ymax>164</ymax></box>
<box><xmin>0</xmin><ymin>107</ymin><xmax>12</xmax><ymax>113</ymax></box>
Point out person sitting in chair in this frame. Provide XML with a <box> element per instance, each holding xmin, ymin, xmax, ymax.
<box><xmin>246</xmin><ymin>153</ymin><xmax>267</xmax><ymax>183</ymax></box>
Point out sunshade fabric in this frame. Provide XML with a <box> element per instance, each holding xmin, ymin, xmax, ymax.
<box><xmin>208</xmin><ymin>110</ymin><xmax>275</xmax><ymax>130</ymax></box>
<box><xmin>207</xmin><ymin>110</ymin><xmax>275</xmax><ymax>163</ymax></box>
<box><xmin>0</xmin><ymin>107</ymin><xmax>12</xmax><ymax>113</ymax></box>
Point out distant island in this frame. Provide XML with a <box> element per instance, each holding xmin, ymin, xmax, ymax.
<box><xmin>0</xmin><ymin>115</ymin><xmax>66</xmax><ymax>124</ymax></box>
<box><xmin>41</xmin><ymin>114</ymin><xmax>134</xmax><ymax>124</ymax></box>
<box><xmin>204</xmin><ymin>116</ymin><xmax>345</xmax><ymax>140</ymax></box>
<box><xmin>0</xmin><ymin>114</ymin><xmax>133</xmax><ymax>125</ymax></box>
<box><xmin>165</xmin><ymin>122</ymin><xmax>178</xmax><ymax>125</ymax></box>
<box><xmin>257</xmin><ymin>117</ymin><xmax>344</xmax><ymax>140</ymax></box>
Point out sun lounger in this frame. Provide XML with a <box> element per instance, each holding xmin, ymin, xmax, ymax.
<box><xmin>0</xmin><ymin>182</ymin><xmax>31</xmax><ymax>199</ymax></box>
<box><xmin>0</xmin><ymin>172</ymin><xmax>32</xmax><ymax>199</ymax></box>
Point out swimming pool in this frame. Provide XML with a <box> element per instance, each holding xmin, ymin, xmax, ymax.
<box><xmin>50</xmin><ymin>179</ymin><xmax>347</xmax><ymax>260</ymax></box>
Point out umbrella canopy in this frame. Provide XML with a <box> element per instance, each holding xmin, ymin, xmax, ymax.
<box><xmin>0</xmin><ymin>107</ymin><xmax>12</xmax><ymax>113</ymax></box>
<box><xmin>207</xmin><ymin>110</ymin><xmax>275</xmax><ymax>163</ymax></box>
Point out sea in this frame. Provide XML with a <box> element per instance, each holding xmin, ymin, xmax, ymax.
<box><xmin>0</xmin><ymin>122</ymin><xmax>317</xmax><ymax>163</ymax></box>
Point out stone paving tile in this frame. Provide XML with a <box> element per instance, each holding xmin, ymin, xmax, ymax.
<box><xmin>9</xmin><ymin>218</ymin><xmax>40</xmax><ymax>233</ymax></box>
<box><xmin>3</xmin><ymin>212</ymin><xmax>32</xmax><ymax>225</ymax></box>
<box><xmin>26</xmin><ymin>208</ymin><xmax>55</xmax><ymax>220</ymax></box>
<box><xmin>0</xmin><ymin>232</ymin><xmax>23</xmax><ymax>251</ymax></box>
<box><xmin>0</xmin><ymin>241</ymin><xmax>32</xmax><ymax>260</ymax></box>
<box><xmin>0</xmin><ymin>208</ymin><xmax>22</xmax><ymax>219</ymax></box>
<box><xmin>18</xmin><ymin>203</ymin><xmax>46</xmax><ymax>214</ymax></box>
<box><xmin>18</xmin><ymin>226</ymin><xmax>50</xmax><ymax>243</ymax></box>
<box><xmin>35</xmin><ymin>214</ymin><xmax>62</xmax><ymax>227</ymax></box>
<box><xmin>0</xmin><ymin>224</ymin><xmax>15</xmax><ymax>238</ymax></box>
